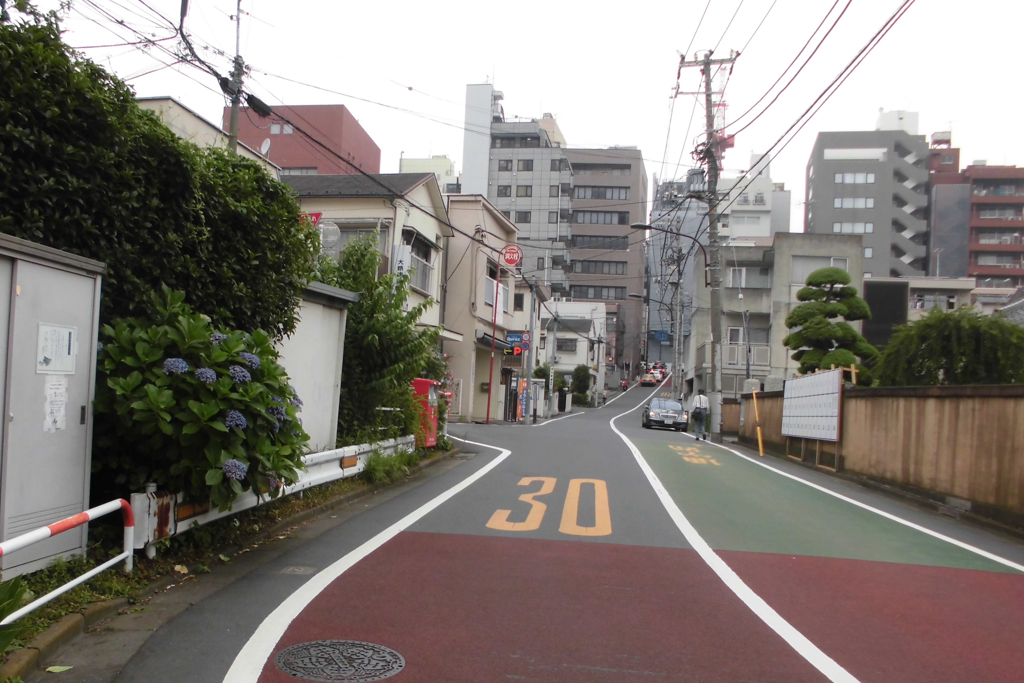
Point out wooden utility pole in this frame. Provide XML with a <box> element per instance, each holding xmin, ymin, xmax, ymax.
<box><xmin>678</xmin><ymin>50</ymin><xmax>738</xmax><ymax>441</ymax></box>
<box><xmin>226</xmin><ymin>0</ymin><xmax>245</xmax><ymax>153</ymax></box>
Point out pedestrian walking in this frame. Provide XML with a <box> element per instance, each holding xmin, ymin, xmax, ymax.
<box><xmin>602</xmin><ymin>388</ymin><xmax>608</xmax><ymax>405</ymax></box>
<box><xmin>691</xmin><ymin>389</ymin><xmax>709</xmax><ymax>441</ymax></box>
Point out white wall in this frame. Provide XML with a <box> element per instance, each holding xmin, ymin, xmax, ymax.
<box><xmin>276</xmin><ymin>298</ymin><xmax>347</xmax><ymax>451</ymax></box>
<box><xmin>462</xmin><ymin>84</ymin><xmax>494</xmax><ymax>196</ymax></box>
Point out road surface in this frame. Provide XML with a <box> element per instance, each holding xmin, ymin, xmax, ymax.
<box><xmin>73</xmin><ymin>378</ymin><xmax>1024</xmax><ymax>682</ymax></box>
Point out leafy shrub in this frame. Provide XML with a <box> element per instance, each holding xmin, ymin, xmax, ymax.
<box><xmin>571</xmin><ymin>364</ymin><xmax>591</xmax><ymax>395</ymax></box>
<box><xmin>314</xmin><ymin>233</ymin><xmax>441</xmax><ymax>445</ymax></box>
<box><xmin>92</xmin><ymin>288</ymin><xmax>309</xmax><ymax>510</ymax></box>
<box><xmin>360</xmin><ymin>449</ymin><xmax>420</xmax><ymax>485</ymax></box>
<box><xmin>0</xmin><ymin>9</ymin><xmax>317</xmax><ymax>338</ymax></box>
<box><xmin>0</xmin><ymin>577</ymin><xmax>29</xmax><ymax>655</ymax></box>
<box><xmin>572</xmin><ymin>392</ymin><xmax>589</xmax><ymax>407</ymax></box>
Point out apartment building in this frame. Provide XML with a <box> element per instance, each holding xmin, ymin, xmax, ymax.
<box><xmin>720</xmin><ymin>153</ymin><xmax>791</xmax><ymax>238</ymax></box>
<box><xmin>684</xmin><ymin>233</ymin><xmax>864</xmax><ymax>403</ymax></box>
<box><xmin>564</xmin><ymin>147</ymin><xmax>647</xmax><ymax>376</ymax></box>
<box><xmin>399</xmin><ymin>155</ymin><xmax>461</xmax><ymax>194</ymax></box>
<box><xmin>229</xmin><ymin>104</ymin><xmax>380</xmax><ymax>175</ymax></box>
<box><xmin>805</xmin><ymin>111</ymin><xmax>930</xmax><ymax>277</ymax></box>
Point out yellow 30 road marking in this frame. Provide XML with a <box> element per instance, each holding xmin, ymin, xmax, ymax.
<box><xmin>559</xmin><ymin>479</ymin><xmax>613</xmax><ymax>537</ymax></box>
<box><xmin>486</xmin><ymin>477</ymin><xmax>556</xmax><ymax>531</ymax></box>
<box><xmin>670</xmin><ymin>444</ymin><xmax>720</xmax><ymax>465</ymax></box>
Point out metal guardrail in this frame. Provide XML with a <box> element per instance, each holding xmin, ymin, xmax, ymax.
<box><xmin>0</xmin><ymin>499</ymin><xmax>134</xmax><ymax>625</ymax></box>
<box><xmin>130</xmin><ymin>436</ymin><xmax>416</xmax><ymax>554</ymax></box>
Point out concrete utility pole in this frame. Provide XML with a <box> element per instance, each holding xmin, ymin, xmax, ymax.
<box><xmin>226</xmin><ymin>0</ymin><xmax>244</xmax><ymax>153</ymax></box>
<box><xmin>524</xmin><ymin>278</ymin><xmax>537</xmax><ymax>424</ymax></box>
<box><xmin>679</xmin><ymin>49</ymin><xmax>738</xmax><ymax>441</ymax></box>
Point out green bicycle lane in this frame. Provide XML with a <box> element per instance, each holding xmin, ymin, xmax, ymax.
<box><xmin>625</xmin><ymin>427</ymin><xmax>1024</xmax><ymax>683</ymax></box>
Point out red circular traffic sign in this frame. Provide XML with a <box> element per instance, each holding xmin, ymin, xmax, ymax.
<box><xmin>500</xmin><ymin>244</ymin><xmax>523</xmax><ymax>267</ymax></box>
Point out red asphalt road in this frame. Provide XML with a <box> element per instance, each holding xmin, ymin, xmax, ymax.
<box><xmin>258</xmin><ymin>532</ymin><xmax>828</xmax><ymax>683</ymax></box>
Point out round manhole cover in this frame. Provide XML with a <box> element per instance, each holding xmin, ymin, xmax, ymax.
<box><xmin>275</xmin><ymin>640</ymin><xmax>405</xmax><ymax>682</ymax></box>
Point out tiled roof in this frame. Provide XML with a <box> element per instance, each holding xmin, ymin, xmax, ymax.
<box><xmin>282</xmin><ymin>173</ymin><xmax>433</xmax><ymax>198</ymax></box>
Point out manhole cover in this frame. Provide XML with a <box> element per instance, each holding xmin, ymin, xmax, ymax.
<box><xmin>275</xmin><ymin>640</ymin><xmax>405</xmax><ymax>682</ymax></box>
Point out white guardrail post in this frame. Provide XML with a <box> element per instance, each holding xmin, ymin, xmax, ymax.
<box><xmin>0</xmin><ymin>499</ymin><xmax>135</xmax><ymax>625</ymax></box>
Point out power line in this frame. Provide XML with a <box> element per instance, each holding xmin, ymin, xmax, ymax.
<box><xmin>739</xmin><ymin>0</ymin><xmax>778</xmax><ymax>53</ymax></box>
<box><xmin>713</xmin><ymin>0</ymin><xmax>746</xmax><ymax>53</ymax></box>
<box><xmin>684</xmin><ymin>0</ymin><xmax>713</xmax><ymax>58</ymax></box>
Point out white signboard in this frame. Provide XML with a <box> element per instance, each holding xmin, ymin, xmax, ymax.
<box><xmin>43</xmin><ymin>375</ymin><xmax>68</xmax><ymax>433</ymax></box>
<box><xmin>782</xmin><ymin>368</ymin><xmax>842</xmax><ymax>442</ymax></box>
<box><xmin>36</xmin><ymin>323</ymin><xmax>77</xmax><ymax>375</ymax></box>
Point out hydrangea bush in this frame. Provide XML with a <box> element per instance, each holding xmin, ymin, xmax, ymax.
<box><xmin>92</xmin><ymin>287</ymin><xmax>309</xmax><ymax>510</ymax></box>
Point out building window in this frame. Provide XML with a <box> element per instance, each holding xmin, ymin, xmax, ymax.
<box><xmin>978</xmin><ymin>207</ymin><xmax>1017</xmax><ymax>219</ymax></box>
<box><xmin>831</xmin><ymin>257</ymin><xmax>848</xmax><ymax>270</ymax></box>
<box><xmin>572</xmin><ymin>211</ymin><xmax>630</xmax><ymax>225</ymax></box>
<box><xmin>754</xmin><ymin>193</ymin><xmax>765</xmax><ymax>205</ymax></box>
<box><xmin>283</xmin><ymin>124</ymin><xmax>293</xmax><ymax>134</ymax></box>
<box><xmin>792</xmin><ymin>255</ymin><xmax>849</xmax><ymax>284</ymax></box>
<box><xmin>537</xmin><ymin>257</ymin><xmax>545</xmax><ymax>270</ymax></box>
<box><xmin>513</xmin><ymin>293</ymin><xmax>525</xmax><ymax>311</ymax></box>
<box><xmin>518</xmin><ymin>159</ymin><xmax>534</xmax><ymax>172</ymax></box>
<box><xmin>270</xmin><ymin>124</ymin><xmax>281</xmax><ymax>134</ymax></box>
<box><xmin>864</xmin><ymin>247</ymin><xmax>873</xmax><ymax>258</ymax></box>
<box><xmin>548</xmin><ymin>211</ymin><xmax>558</xmax><ymax>224</ymax></box>
<box><xmin>575</xmin><ymin>186</ymin><xmax>630</xmax><ymax>200</ymax></box>
<box><xmin>280</xmin><ymin>167</ymin><xmax>318</xmax><ymax>175</ymax></box>
<box><xmin>570</xmin><ymin>235</ymin><xmax>629</xmax><ymax>250</ymax></box>
<box><xmin>730</xmin><ymin>215</ymin><xmax>761</xmax><ymax>225</ymax></box>
<box><xmin>737</xmin><ymin>193</ymin><xmax>750</xmax><ymax>205</ymax></box>
<box><xmin>572</xmin><ymin>260</ymin><xmax>627</xmax><ymax>275</ymax></box>
<box><xmin>727</xmin><ymin>327</ymin><xmax>745</xmax><ymax>344</ymax></box>
<box><xmin>501</xmin><ymin>211</ymin><xmax>511</xmax><ymax>219</ymax></box>
<box><xmin>516</xmin><ymin>185</ymin><xmax>533</xmax><ymax>197</ymax></box>
<box><xmin>569</xmin><ymin>285</ymin><xmax>627</xmax><ymax>300</ymax></box>
<box><xmin>556</xmin><ymin>339</ymin><xmax>577</xmax><ymax>353</ymax></box>
<box><xmin>561</xmin><ymin>182</ymin><xmax>572</xmax><ymax>197</ymax></box>
<box><xmin>539</xmin><ymin>337</ymin><xmax>546</xmax><ymax>349</ymax></box>
<box><xmin>836</xmin><ymin>173</ymin><xmax>875</xmax><ymax>184</ymax></box>
<box><xmin>498</xmin><ymin>159</ymin><xmax>513</xmax><ymax>172</ymax></box>
<box><xmin>493</xmin><ymin>138</ymin><xmax>516</xmax><ymax>148</ymax></box>
<box><xmin>550</xmin><ymin>185</ymin><xmax>559</xmax><ymax>197</ymax></box>
<box><xmin>941</xmin><ymin>155</ymin><xmax>954</xmax><ymax>164</ymax></box>
<box><xmin>497</xmin><ymin>185</ymin><xmax>512</xmax><ymax>197</ymax></box>
<box><xmin>515</xmin><ymin>211</ymin><xmax>531</xmax><ymax>223</ymax></box>
<box><xmin>832</xmin><ymin>222</ymin><xmax>873</xmax><ymax>234</ymax></box>
<box><xmin>833</xmin><ymin>197</ymin><xmax>875</xmax><ymax>209</ymax></box>
<box><xmin>728</xmin><ymin>267</ymin><xmax>745</xmax><ymax>287</ymax></box>
<box><xmin>864</xmin><ymin>272</ymin><xmax>872</xmax><ymax>278</ymax></box>
<box><xmin>522</xmin><ymin>136</ymin><xmax>540</xmax><ymax>148</ymax></box>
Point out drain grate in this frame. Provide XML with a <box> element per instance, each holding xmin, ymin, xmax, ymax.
<box><xmin>275</xmin><ymin>640</ymin><xmax>405</xmax><ymax>682</ymax></box>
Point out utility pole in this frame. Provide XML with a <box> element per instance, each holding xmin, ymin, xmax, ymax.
<box><xmin>524</xmin><ymin>278</ymin><xmax>537</xmax><ymax>424</ymax></box>
<box><xmin>679</xmin><ymin>49</ymin><xmax>738</xmax><ymax>441</ymax></box>
<box><xmin>226</xmin><ymin>0</ymin><xmax>244</xmax><ymax>153</ymax></box>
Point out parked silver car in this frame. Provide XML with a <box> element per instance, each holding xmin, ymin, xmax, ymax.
<box><xmin>641</xmin><ymin>398</ymin><xmax>689</xmax><ymax>431</ymax></box>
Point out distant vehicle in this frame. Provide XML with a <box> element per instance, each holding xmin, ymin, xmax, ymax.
<box><xmin>640</xmin><ymin>373</ymin><xmax>658</xmax><ymax>387</ymax></box>
<box><xmin>620</xmin><ymin>379</ymin><xmax>629</xmax><ymax>391</ymax></box>
<box><xmin>652</xmin><ymin>362</ymin><xmax>666</xmax><ymax>370</ymax></box>
<box><xmin>641</xmin><ymin>398</ymin><xmax>689</xmax><ymax>432</ymax></box>
<box><xmin>657</xmin><ymin>368</ymin><xmax>667</xmax><ymax>379</ymax></box>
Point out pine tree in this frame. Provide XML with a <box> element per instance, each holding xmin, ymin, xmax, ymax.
<box><xmin>783</xmin><ymin>267</ymin><xmax>879</xmax><ymax>384</ymax></box>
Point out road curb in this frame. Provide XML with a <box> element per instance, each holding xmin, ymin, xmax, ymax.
<box><xmin>0</xmin><ymin>446</ymin><xmax>460</xmax><ymax>681</ymax></box>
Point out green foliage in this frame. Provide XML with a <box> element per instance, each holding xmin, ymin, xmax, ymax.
<box><xmin>0</xmin><ymin>10</ymin><xmax>317</xmax><ymax>337</ymax></box>
<box><xmin>533</xmin><ymin>363</ymin><xmax>552</xmax><ymax>392</ymax></box>
<box><xmin>875</xmin><ymin>307</ymin><xmax>1024</xmax><ymax>386</ymax></box>
<box><xmin>571</xmin><ymin>364</ymin><xmax>591</xmax><ymax>395</ymax></box>
<box><xmin>92</xmin><ymin>287</ymin><xmax>309</xmax><ymax>510</ymax></box>
<box><xmin>360</xmin><ymin>449</ymin><xmax>420</xmax><ymax>485</ymax></box>
<box><xmin>572</xmin><ymin>392</ymin><xmax>589</xmax><ymax>407</ymax></box>
<box><xmin>0</xmin><ymin>577</ymin><xmax>29</xmax><ymax>654</ymax></box>
<box><xmin>314</xmin><ymin>234</ymin><xmax>441</xmax><ymax>445</ymax></box>
<box><xmin>783</xmin><ymin>268</ymin><xmax>878</xmax><ymax>383</ymax></box>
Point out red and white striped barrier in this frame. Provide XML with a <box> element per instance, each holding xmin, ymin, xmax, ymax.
<box><xmin>0</xmin><ymin>499</ymin><xmax>134</xmax><ymax>626</ymax></box>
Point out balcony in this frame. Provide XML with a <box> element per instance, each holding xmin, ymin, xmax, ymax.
<box><xmin>970</xmin><ymin>214</ymin><xmax>1024</xmax><ymax>228</ymax></box>
<box><xmin>723</xmin><ymin>343</ymin><xmax>770</xmax><ymax>369</ymax></box>
<box><xmin>969</xmin><ymin>258</ymin><xmax>1024</xmax><ymax>276</ymax></box>
<box><xmin>409</xmin><ymin>255</ymin><xmax>433</xmax><ymax>295</ymax></box>
<box><xmin>970</xmin><ymin>233</ymin><xmax>1024</xmax><ymax>251</ymax></box>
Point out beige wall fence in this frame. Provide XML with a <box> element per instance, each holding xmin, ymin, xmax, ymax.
<box><xmin>739</xmin><ymin>385</ymin><xmax>1024</xmax><ymax>517</ymax></box>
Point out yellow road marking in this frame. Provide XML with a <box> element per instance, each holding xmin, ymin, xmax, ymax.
<box><xmin>669</xmin><ymin>444</ymin><xmax>720</xmax><ymax>465</ymax></box>
<box><xmin>486</xmin><ymin>477</ymin><xmax>556</xmax><ymax>531</ymax></box>
<box><xmin>559</xmin><ymin>479</ymin><xmax>613</xmax><ymax>537</ymax></box>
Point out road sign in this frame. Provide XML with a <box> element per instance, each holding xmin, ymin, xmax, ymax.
<box><xmin>301</xmin><ymin>212</ymin><xmax>322</xmax><ymax>228</ymax></box>
<box><xmin>500</xmin><ymin>244</ymin><xmax>523</xmax><ymax>267</ymax></box>
<box><xmin>506</xmin><ymin>333</ymin><xmax>523</xmax><ymax>344</ymax></box>
<box><xmin>522</xmin><ymin>332</ymin><xmax>531</xmax><ymax>342</ymax></box>
<box><xmin>521</xmin><ymin>341</ymin><xmax>530</xmax><ymax>351</ymax></box>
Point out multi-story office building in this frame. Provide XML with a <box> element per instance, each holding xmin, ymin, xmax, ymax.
<box><xmin>805</xmin><ymin>112</ymin><xmax>930</xmax><ymax>278</ymax></box>
<box><xmin>229</xmin><ymin>104</ymin><xmax>380</xmax><ymax>175</ymax></box>
<box><xmin>646</xmin><ymin>170</ymin><xmax>707</xmax><ymax>363</ymax></box>
<box><xmin>461</xmin><ymin>84</ymin><xmax>573</xmax><ymax>297</ymax></box>
<box><xmin>564</xmin><ymin>147</ymin><xmax>647</xmax><ymax>375</ymax></box>
<box><xmin>963</xmin><ymin>164</ymin><xmax>1024</xmax><ymax>288</ymax></box>
<box><xmin>720</xmin><ymin>153</ymin><xmax>791</xmax><ymax>238</ymax></box>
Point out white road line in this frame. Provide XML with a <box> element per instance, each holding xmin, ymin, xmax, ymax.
<box><xmin>533</xmin><ymin>411</ymin><xmax>583</xmax><ymax>426</ymax></box>
<box><xmin>609</xmin><ymin>407</ymin><xmax>861</xmax><ymax>683</ymax></box>
<box><xmin>600</xmin><ymin>383</ymin><xmax>634</xmax><ymax>408</ymax></box>
<box><xmin>222</xmin><ymin>436</ymin><xmax>511</xmax><ymax>683</ymax></box>
<box><xmin>704</xmin><ymin>439</ymin><xmax>1024</xmax><ymax>574</ymax></box>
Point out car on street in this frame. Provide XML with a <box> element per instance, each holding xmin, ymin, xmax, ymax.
<box><xmin>640</xmin><ymin>373</ymin><xmax>658</xmax><ymax>387</ymax></box>
<box><xmin>641</xmin><ymin>398</ymin><xmax>689</xmax><ymax>431</ymax></box>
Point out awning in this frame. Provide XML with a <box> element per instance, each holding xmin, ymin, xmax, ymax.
<box><xmin>476</xmin><ymin>331</ymin><xmax>513</xmax><ymax>351</ymax></box>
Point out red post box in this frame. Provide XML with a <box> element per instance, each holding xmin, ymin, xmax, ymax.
<box><xmin>411</xmin><ymin>378</ymin><xmax>440</xmax><ymax>448</ymax></box>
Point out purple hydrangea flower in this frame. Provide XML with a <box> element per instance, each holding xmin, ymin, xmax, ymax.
<box><xmin>267</xmin><ymin>405</ymin><xmax>287</xmax><ymax>422</ymax></box>
<box><xmin>229</xmin><ymin>365</ymin><xmax>251</xmax><ymax>383</ymax></box>
<box><xmin>271</xmin><ymin>395</ymin><xmax>283</xmax><ymax>404</ymax></box>
<box><xmin>222</xmin><ymin>459</ymin><xmax>248</xmax><ymax>481</ymax></box>
<box><xmin>194</xmin><ymin>368</ymin><xmax>217</xmax><ymax>384</ymax></box>
<box><xmin>210</xmin><ymin>333</ymin><xmax>228</xmax><ymax>345</ymax></box>
<box><xmin>224</xmin><ymin>409</ymin><xmax>247</xmax><ymax>430</ymax></box>
<box><xmin>163</xmin><ymin>358</ymin><xmax>189</xmax><ymax>375</ymax></box>
<box><xmin>269</xmin><ymin>419</ymin><xmax>280</xmax><ymax>434</ymax></box>
<box><xmin>238</xmin><ymin>352</ymin><xmax>261</xmax><ymax>369</ymax></box>
<box><xmin>289</xmin><ymin>393</ymin><xmax>304</xmax><ymax>409</ymax></box>
<box><xmin>97</xmin><ymin>342</ymin><xmax>104</xmax><ymax>352</ymax></box>
<box><xmin>267</xmin><ymin>471</ymin><xmax>281</xmax><ymax>489</ymax></box>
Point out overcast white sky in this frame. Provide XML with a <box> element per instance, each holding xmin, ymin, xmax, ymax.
<box><xmin>37</xmin><ymin>0</ymin><xmax>1024</xmax><ymax>231</ymax></box>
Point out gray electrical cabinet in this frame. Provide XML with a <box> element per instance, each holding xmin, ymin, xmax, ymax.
<box><xmin>0</xmin><ymin>235</ymin><xmax>104</xmax><ymax>577</ymax></box>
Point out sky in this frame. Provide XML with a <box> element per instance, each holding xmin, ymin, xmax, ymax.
<box><xmin>33</xmin><ymin>0</ymin><xmax>1024</xmax><ymax>232</ymax></box>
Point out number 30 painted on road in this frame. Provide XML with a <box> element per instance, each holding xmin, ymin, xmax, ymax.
<box><xmin>486</xmin><ymin>477</ymin><xmax>612</xmax><ymax>537</ymax></box>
